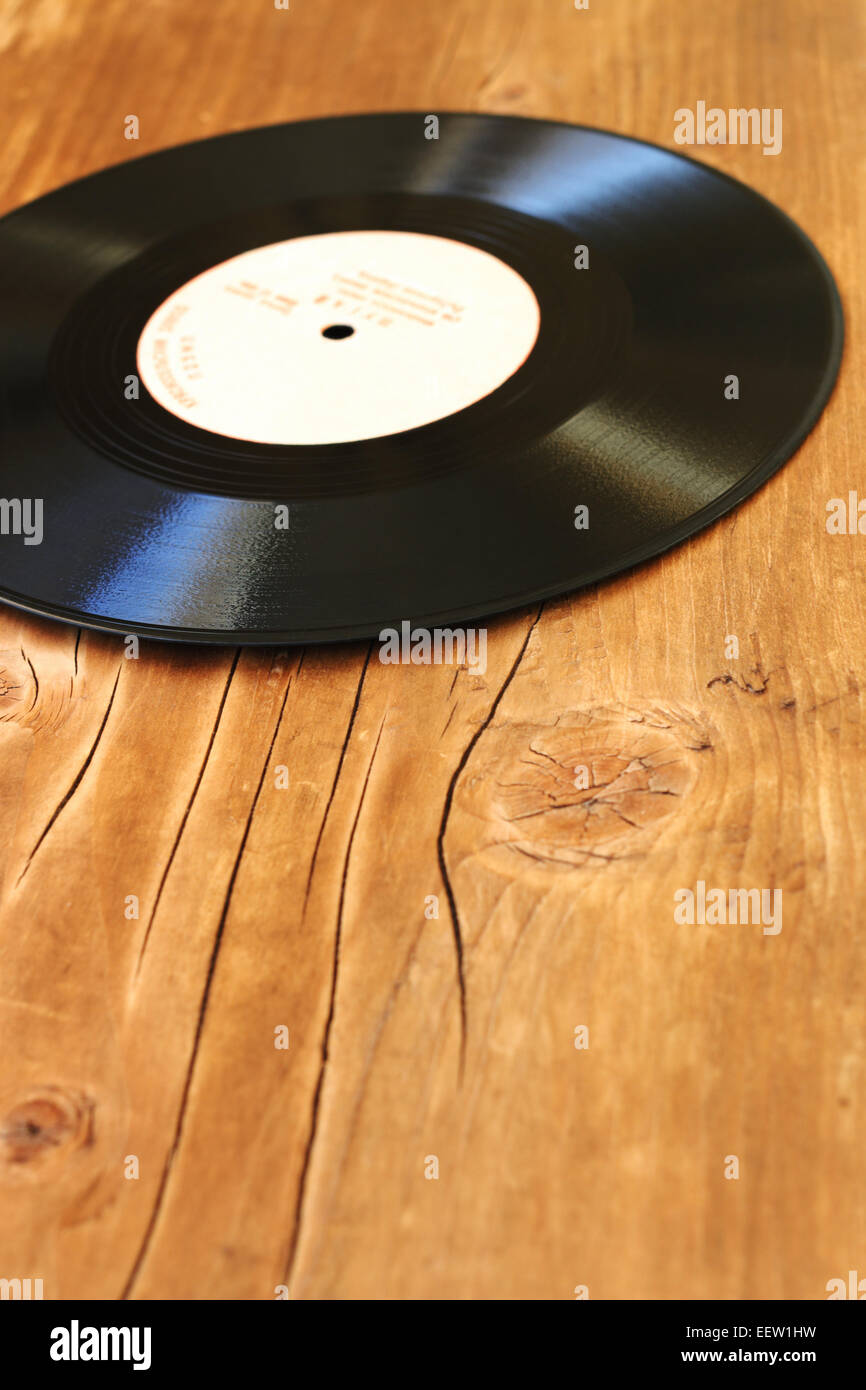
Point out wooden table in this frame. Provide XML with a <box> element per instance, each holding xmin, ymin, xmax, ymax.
<box><xmin>1</xmin><ymin>0</ymin><xmax>863</xmax><ymax>1300</ymax></box>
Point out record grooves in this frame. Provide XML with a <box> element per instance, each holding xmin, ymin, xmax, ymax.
<box><xmin>49</xmin><ymin>194</ymin><xmax>629</xmax><ymax>497</ymax></box>
<box><xmin>0</xmin><ymin>112</ymin><xmax>844</xmax><ymax>643</ymax></box>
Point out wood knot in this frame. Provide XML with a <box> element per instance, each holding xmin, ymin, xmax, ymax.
<box><xmin>0</xmin><ymin>1087</ymin><xmax>94</xmax><ymax>1168</ymax></box>
<box><xmin>0</xmin><ymin>649</ymin><xmax>35</xmax><ymax>722</ymax></box>
<box><xmin>459</xmin><ymin>705</ymin><xmax>711</xmax><ymax>871</ymax></box>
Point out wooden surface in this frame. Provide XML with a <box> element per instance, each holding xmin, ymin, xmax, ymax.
<box><xmin>0</xmin><ymin>0</ymin><xmax>864</xmax><ymax>1301</ymax></box>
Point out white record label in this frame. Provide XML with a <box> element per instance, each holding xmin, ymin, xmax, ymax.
<box><xmin>135</xmin><ymin>229</ymin><xmax>541</xmax><ymax>445</ymax></box>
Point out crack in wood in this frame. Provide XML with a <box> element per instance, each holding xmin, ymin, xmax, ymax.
<box><xmin>284</xmin><ymin>713</ymin><xmax>386</xmax><ymax>1291</ymax></box>
<box><xmin>16</xmin><ymin>665</ymin><xmax>122</xmax><ymax>886</ymax></box>
<box><xmin>436</xmin><ymin>604</ymin><xmax>544</xmax><ymax>1080</ymax></box>
<box><xmin>302</xmin><ymin>643</ymin><xmax>372</xmax><ymax>917</ymax></box>
<box><xmin>134</xmin><ymin>649</ymin><xmax>241</xmax><ymax>978</ymax></box>
<box><xmin>120</xmin><ymin>659</ymin><xmax>294</xmax><ymax>1300</ymax></box>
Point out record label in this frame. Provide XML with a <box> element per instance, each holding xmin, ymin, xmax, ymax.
<box><xmin>135</xmin><ymin>229</ymin><xmax>541</xmax><ymax>445</ymax></box>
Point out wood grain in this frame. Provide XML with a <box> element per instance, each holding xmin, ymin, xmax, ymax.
<box><xmin>0</xmin><ymin>0</ymin><xmax>864</xmax><ymax>1300</ymax></box>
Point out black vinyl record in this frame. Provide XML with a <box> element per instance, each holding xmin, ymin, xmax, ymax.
<box><xmin>0</xmin><ymin>113</ymin><xmax>843</xmax><ymax>643</ymax></box>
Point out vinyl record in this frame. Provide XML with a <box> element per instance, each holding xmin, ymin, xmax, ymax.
<box><xmin>0</xmin><ymin>113</ymin><xmax>843</xmax><ymax>643</ymax></box>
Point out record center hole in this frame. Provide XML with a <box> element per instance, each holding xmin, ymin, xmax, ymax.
<box><xmin>321</xmin><ymin>323</ymin><xmax>355</xmax><ymax>340</ymax></box>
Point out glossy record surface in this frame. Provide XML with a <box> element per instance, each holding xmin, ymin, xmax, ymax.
<box><xmin>0</xmin><ymin>113</ymin><xmax>844</xmax><ymax>642</ymax></box>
